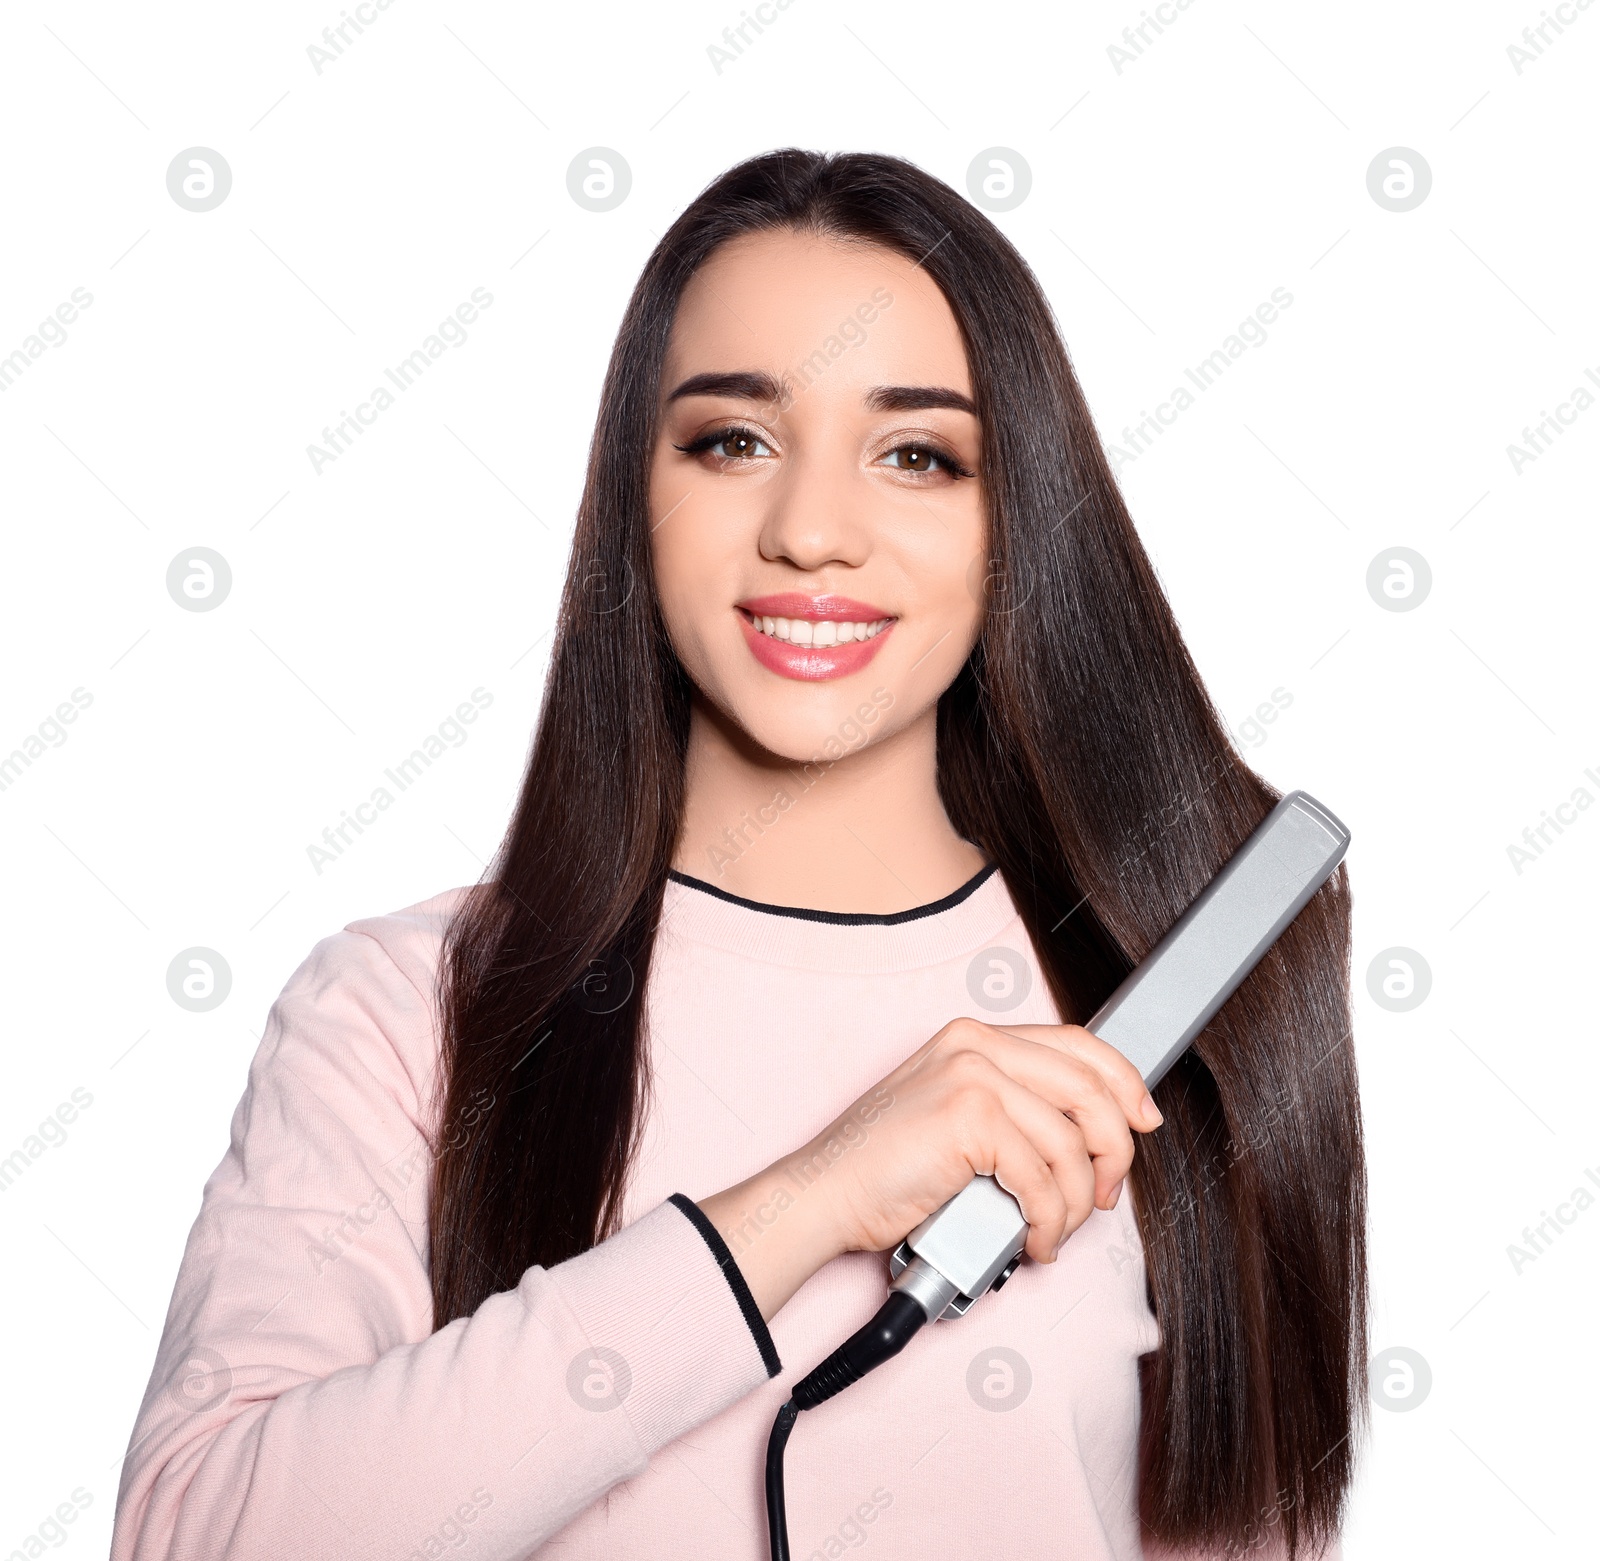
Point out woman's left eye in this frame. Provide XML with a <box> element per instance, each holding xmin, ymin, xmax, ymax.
<box><xmin>877</xmin><ymin>443</ymin><xmax>966</xmax><ymax>476</ymax></box>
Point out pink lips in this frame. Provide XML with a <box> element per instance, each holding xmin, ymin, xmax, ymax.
<box><xmin>735</xmin><ymin>593</ymin><xmax>896</xmax><ymax>682</ymax></box>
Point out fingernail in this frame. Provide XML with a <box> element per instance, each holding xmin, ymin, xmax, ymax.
<box><xmin>1110</xmin><ymin>1178</ymin><xmax>1124</xmax><ymax>1208</ymax></box>
<box><xmin>1141</xmin><ymin>1093</ymin><xmax>1163</xmax><ymax>1127</ymax></box>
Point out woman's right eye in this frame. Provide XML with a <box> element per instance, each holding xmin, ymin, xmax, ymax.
<box><xmin>677</xmin><ymin>425</ymin><xmax>774</xmax><ymax>462</ymax></box>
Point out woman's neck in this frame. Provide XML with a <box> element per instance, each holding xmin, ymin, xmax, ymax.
<box><xmin>671</xmin><ymin>695</ymin><xmax>987</xmax><ymax>915</ymax></box>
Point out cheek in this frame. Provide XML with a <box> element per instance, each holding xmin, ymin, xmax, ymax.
<box><xmin>648</xmin><ymin>519</ymin><xmax>702</xmax><ymax>671</ymax></box>
<box><xmin>648</xmin><ymin>466</ymin><xmax>741</xmax><ymax>684</ymax></box>
<box><xmin>861</xmin><ymin>501</ymin><xmax>986</xmax><ymax>726</ymax></box>
<box><xmin>914</xmin><ymin>498</ymin><xmax>988</xmax><ymax>636</ymax></box>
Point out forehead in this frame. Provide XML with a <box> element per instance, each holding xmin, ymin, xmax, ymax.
<box><xmin>664</xmin><ymin>228</ymin><xmax>972</xmax><ymax>396</ymax></box>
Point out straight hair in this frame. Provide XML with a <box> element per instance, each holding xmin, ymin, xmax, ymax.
<box><xmin>427</xmin><ymin>148</ymin><xmax>1366</xmax><ymax>1557</ymax></box>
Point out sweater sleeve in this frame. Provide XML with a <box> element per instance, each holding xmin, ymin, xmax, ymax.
<box><xmin>110</xmin><ymin>919</ymin><xmax>780</xmax><ymax>1561</ymax></box>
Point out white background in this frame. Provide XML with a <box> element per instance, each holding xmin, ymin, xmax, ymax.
<box><xmin>1</xmin><ymin>0</ymin><xmax>1595</xmax><ymax>1554</ymax></box>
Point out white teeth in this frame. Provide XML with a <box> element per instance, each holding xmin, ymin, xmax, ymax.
<box><xmin>748</xmin><ymin>613</ymin><xmax>891</xmax><ymax>645</ymax></box>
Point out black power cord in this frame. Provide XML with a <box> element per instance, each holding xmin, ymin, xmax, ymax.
<box><xmin>764</xmin><ymin>1289</ymin><xmax>930</xmax><ymax>1561</ymax></box>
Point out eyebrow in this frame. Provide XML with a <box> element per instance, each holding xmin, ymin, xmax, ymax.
<box><xmin>665</xmin><ymin>370</ymin><xmax>976</xmax><ymax>417</ymax></box>
<box><xmin>865</xmin><ymin>383</ymin><xmax>977</xmax><ymax>416</ymax></box>
<box><xmin>666</xmin><ymin>370</ymin><xmax>783</xmax><ymax>406</ymax></box>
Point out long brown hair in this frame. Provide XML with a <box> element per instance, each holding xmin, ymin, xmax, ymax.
<box><xmin>428</xmin><ymin>148</ymin><xmax>1366</xmax><ymax>1556</ymax></box>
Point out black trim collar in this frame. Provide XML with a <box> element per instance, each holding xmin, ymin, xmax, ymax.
<box><xmin>665</xmin><ymin>862</ymin><xmax>998</xmax><ymax>927</ymax></box>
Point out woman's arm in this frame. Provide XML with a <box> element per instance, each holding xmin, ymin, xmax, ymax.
<box><xmin>111</xmin><ymin>918</ymin><xmax>779</xmax><ymax>1561</ymax></box>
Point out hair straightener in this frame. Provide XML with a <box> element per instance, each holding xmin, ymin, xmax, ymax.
<box><xmin>764</xmin><ymin>790</ymin><xmax>1351</xmax><ymax>1560</ymax></box>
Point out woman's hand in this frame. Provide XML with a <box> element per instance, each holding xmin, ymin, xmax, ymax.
<box><xmin>697</xmin><ymin>1018</ymin><xmax>1163</xmax><ymax>1321</ymax></box>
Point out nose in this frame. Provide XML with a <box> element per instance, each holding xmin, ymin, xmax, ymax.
<box><xmin>756</xmin><ymin>438</ymin><xmax>873</xmax><ymax>573</ymax></box>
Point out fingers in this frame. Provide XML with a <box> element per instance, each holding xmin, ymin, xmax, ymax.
<box><xmin>985</xmin><ymin>1071</ymin><xmax>1099</xmax><ymax>1251</ymax></box>
<box><xmin>955</xmin><ymin>1081</ymin><xmax>1075</xmax><ymax>1264</ymax></box>
<box><xmin>1009</xmin><ymin>1058</ymin><xmax>1129</xmax><ymax>1213</ymax></box>
<box><xmin>883</xmin><ymin>1016</ymin><xmax>1165</xmax><ymax>1269</ymax></box>
<box><xmin>944</xmin><ymin>1050</ymin><xmax>1097</xmax><ymax>1261</ymax></box>
<box><xmin>932</xmin><ymin>1020</ymin><xmax>1144</xmax><ymax>1209</ymax></box>
<box><xmin>994</xmin><ymin>1021</ymin><xmax>1163</xmax><ymax>1131</ymax></box>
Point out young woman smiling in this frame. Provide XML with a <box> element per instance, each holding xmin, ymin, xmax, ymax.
<box><xmin>113</xmin><ymin>150</ymin><xmax>1365</xmax><ymax>1561</ymax></box>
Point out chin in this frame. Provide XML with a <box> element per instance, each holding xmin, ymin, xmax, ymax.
<box><xmin>717</xmin><ymin>681</ymin><xmax>902</xmax><ymax>769</ymax></box>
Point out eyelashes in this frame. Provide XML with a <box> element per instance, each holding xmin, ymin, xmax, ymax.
<box><xmin>673</xmin><ymin>421</ymin><xmax>975</xmax><ymax>480</ymax></box>
<box><xmin>674</xmin><ymin>424</ymin><xmax>772</xmax><ymax>461</ymax></box>
<box><xmin>876</xmin><ymin>441</ymin><xmax>976</xmax><ymax>480</ymax></box>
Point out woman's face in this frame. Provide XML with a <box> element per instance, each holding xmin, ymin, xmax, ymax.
<box><xmin>649</xmin><ymin>228</ymin><xmax>986</xmax><ymax>765</ymax></box>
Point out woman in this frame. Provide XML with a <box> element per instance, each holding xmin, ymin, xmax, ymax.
<box><xmin>113</xmin><ymin>149</ymin><xmax>1364</xmax><ymax>1561</ymax></box>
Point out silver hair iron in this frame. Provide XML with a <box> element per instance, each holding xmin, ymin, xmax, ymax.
<box><xmin>886</xmin><ymin>788</ymin><xmax>1351</xmax><ymax>1323</ymax></box>
<box><xmin>765</xmin><ymin>789</ymin><xmax>1351</xmax><ymax>1560</ymax></box>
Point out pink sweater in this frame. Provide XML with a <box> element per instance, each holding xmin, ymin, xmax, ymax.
<box><xmin>112</xmin><ymin>867</ymin><xmax>1335</xmax><ymax>1561</ymax></box>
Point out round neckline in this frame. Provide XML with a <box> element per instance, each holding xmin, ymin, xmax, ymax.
<box><xmin>664</xmin><ymin>862</ymin><xmax>998</xmax><ymax>926</ymax></box>
<box><xmin>657</xmin><ymin>861</ymin><xmax>1023</xmax><ymax>974</ymax></box>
